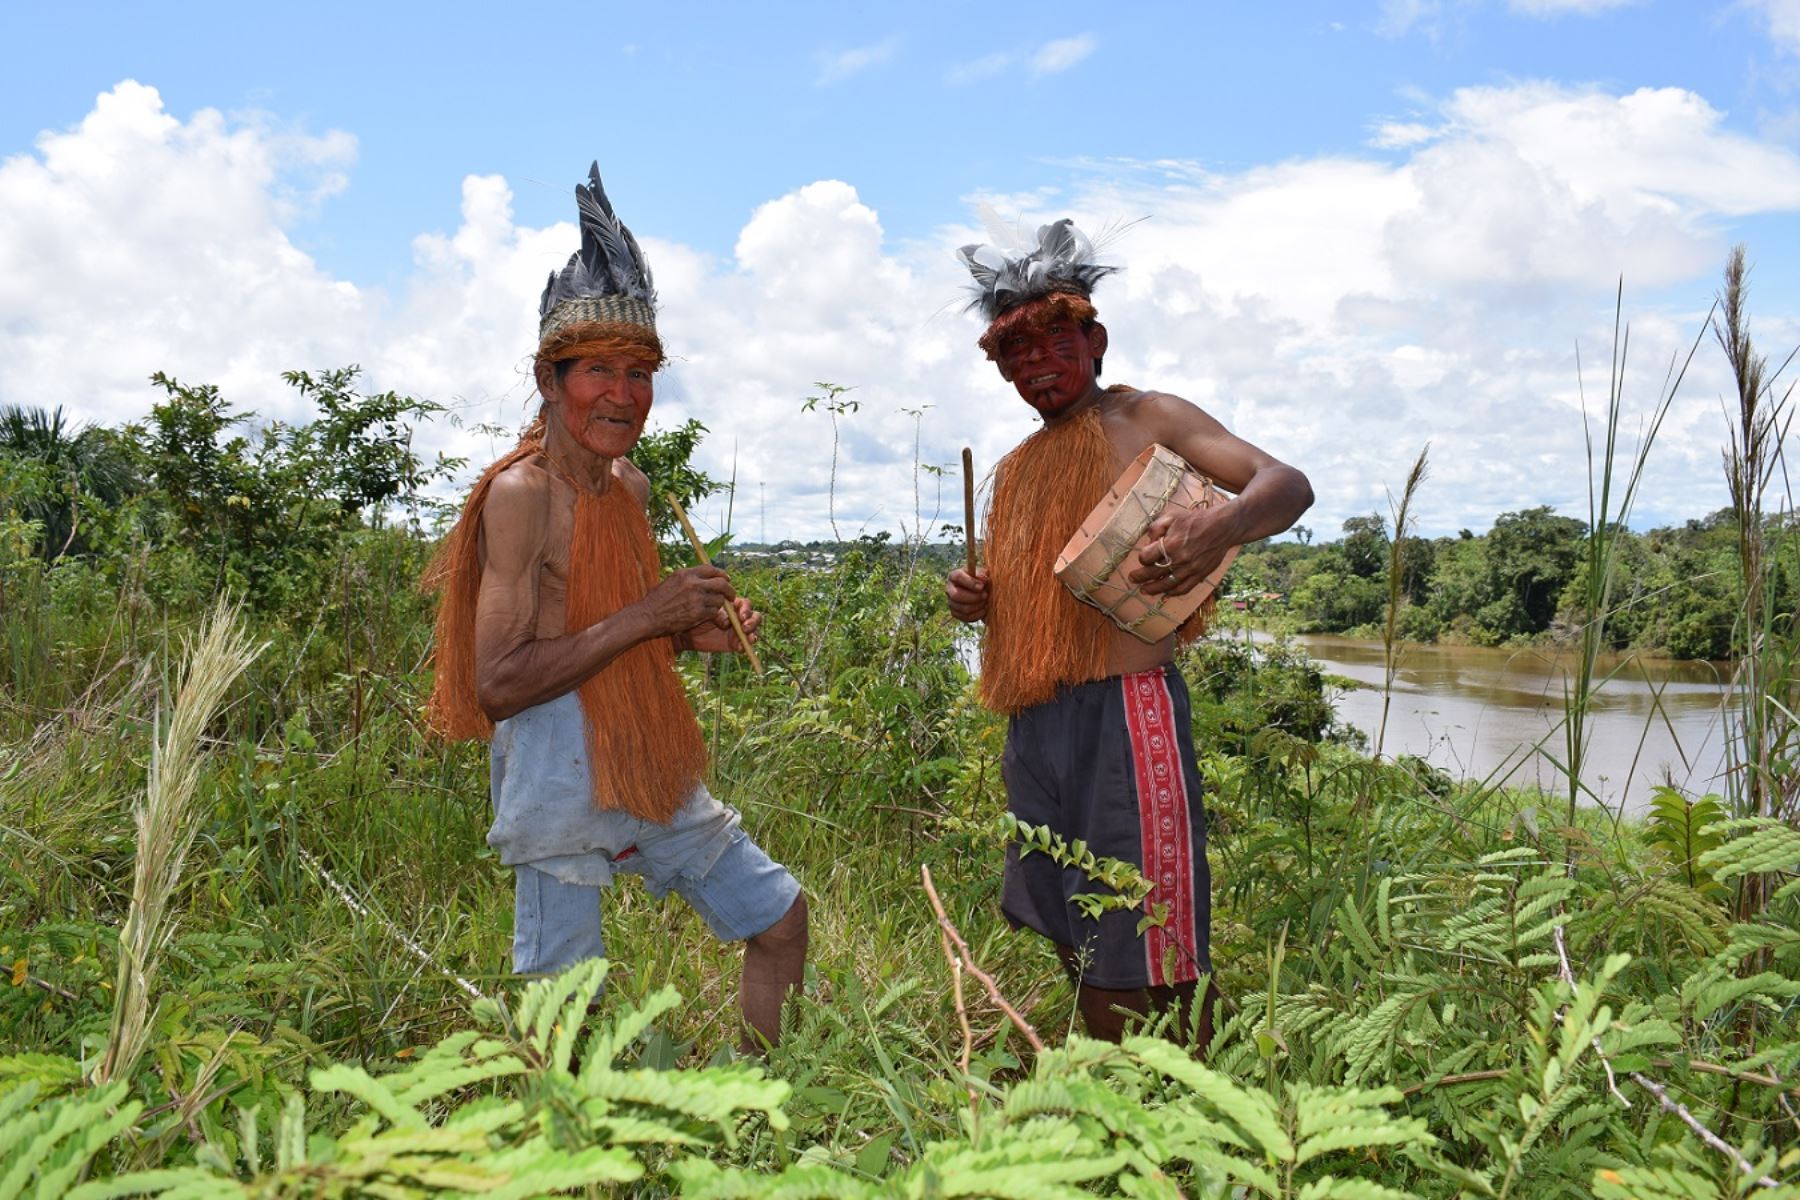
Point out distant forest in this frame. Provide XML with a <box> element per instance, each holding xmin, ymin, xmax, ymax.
<box><xmin>4</xmin><ymin>375</ymin><xmax>1788</xmax><ymax>663</ymax></box>
<box><xmin>1234</xmin><ymin>506</ymin><xmax>1800</xmax><ymax>660</ymax></box>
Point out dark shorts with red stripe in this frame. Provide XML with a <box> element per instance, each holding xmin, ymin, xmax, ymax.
<box><xmin>1000</xmin><ymin>664</ymin><xmax>1211</xmax><ymax>990</ymax></box>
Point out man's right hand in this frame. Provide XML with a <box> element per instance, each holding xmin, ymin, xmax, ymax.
<box><xmin>946</xmin><ymin>567</ymin><xmax>989</xmax><ymax>624</ymax></box>
<box><xmin>638</xmin><ymin>566</ymin><xmax>737</xmax><ymax>636</ymax></box>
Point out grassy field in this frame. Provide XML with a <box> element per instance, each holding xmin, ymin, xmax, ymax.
<box><xmin>2</xmin><ymin>265</ymin><xmax>1798</xmax><ymax>1195</ymax></box>
<box><xmin>4</xmin><ymin>520</ymin><xmax>1797</xmax><ymax>1196</ymax></box>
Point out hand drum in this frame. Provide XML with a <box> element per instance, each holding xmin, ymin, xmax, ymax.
<box><xmin>1054</xmin><ymin>444</ymin><xmax>1238</xmax><ymax>644</ymax></box>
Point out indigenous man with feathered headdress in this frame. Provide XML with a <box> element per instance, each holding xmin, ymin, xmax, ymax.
<box><xmin>425</xmin><ymin>164</ymin><xmax>807</xmax><ymax>1052</ymax></box>
<box><xmin>945</xmin><ymin>219</ymin><xmax>1312</xmax><ymax>1044</ymax></box>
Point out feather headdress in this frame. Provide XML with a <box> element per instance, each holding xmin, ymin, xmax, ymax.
<box><xmin>538</xmin><ymin>162</ymin><xmax>659</xmax><ymax>348</ymax></box>
<box><xmin>958</xmin><ymin>216</ymin><xmax>1118</xmax><ymax>324</ymax></box>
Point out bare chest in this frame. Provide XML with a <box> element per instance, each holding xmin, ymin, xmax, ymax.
<box><xmin>533</xmin><ymin>500</ymin><xmax>576</xmax><ymax>638</ymax></box>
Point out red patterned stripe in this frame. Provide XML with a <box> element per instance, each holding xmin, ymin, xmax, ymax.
<box><xmin>1121</xmin><ymin>670</ymin><xmax>1197</xmax><ymax>986</ymax></box>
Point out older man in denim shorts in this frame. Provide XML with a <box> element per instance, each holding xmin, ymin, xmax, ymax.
<box><xmin>425</xmin><ymin>163</ymin><xmax>806</xmax><ymax>1051</ymax></box>
<box><xmin>489</xmin><ymin>693</ymin><xmax>800</xmax><ymax>985</ymax></box>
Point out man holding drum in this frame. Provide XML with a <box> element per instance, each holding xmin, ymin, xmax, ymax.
<box><xmin>945</xmin><ymin>220</ymin><xmax>1312</xmax><ymax>1044</ymax></box>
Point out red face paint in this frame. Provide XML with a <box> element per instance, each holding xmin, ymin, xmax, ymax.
<box><xmin>995</xmin><ymin>318</ymin><xmax>1100</xmax><ymax>417</ymax></box>
<box><xmin>554</xmin><ymin>355</ymin><xmax>654</xmax><ymax>459</ymax></box>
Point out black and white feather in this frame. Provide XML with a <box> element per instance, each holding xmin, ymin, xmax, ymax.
<box><xmin>958</xmin><ymin>216</ymin><xmax>1118</xmax><ymax>322</ymax></box>
<box><xmin>538</xmin><ymin>162</ymin><xmax>658</xmax><ymax>335</ymax></box>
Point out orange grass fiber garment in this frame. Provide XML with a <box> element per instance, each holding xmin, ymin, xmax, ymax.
<box><xmin>976</xmin><ymin>392</ymin><xmax>1215</xmax><ymax>715</ymax></box>
<box><xmin>424</xmin><ymin>444</ymin><xmax>708</xmax><ymax>823</ymax></box>
<box><xmin>978</xmin><ymin>404</ymin><xmax>1117</xmax><ymax>715</ymax></box>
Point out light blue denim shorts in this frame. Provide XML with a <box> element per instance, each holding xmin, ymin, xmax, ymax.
<box><xmin>488</xmin><ymin>692</ymin><xmax>800</xmax><ymax>975</ymax></box>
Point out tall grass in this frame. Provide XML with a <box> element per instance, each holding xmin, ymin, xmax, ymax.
<box><xmin>1716</xmin><ymin>245</ymin><xmax>1800</xmax><ymax>922</ymax></box>
<box><xmin>1375</xmin><ymin>443</ymin><xmax>1429</xmax><ymax>760</ymax></box>
<box><xmin>1556</xmin><ymin>283</ymin><xmax>1707</xmax><ymax>840</ymax></box>
<box><xmin>97</xmin><ymin>599</ymin><xmax>262</xmax><ymax>1085</ymax></box>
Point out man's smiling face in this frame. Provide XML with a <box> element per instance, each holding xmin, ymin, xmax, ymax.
<box><xmin>548</xmin><ymin>353</ymin><xmax>655</xmax><ymax>459</ymax></box>
<box><xmin>994</xmin><ymin>315</ymin><xmax>1108</xmax><ymax>418</ymax></box>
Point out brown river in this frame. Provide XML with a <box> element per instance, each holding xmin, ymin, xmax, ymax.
<box><xmin>1264</xmin><ymin>632</ymin><xmax>1738</xmax><ymax>814</ymax></box>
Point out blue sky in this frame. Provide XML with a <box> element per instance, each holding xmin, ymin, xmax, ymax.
<box><xmin>4</xmin><ymin>0</ymin><xmax>1800</xmax><ymax>539</ymax></box>
<box><xmin>7</xmin><ymin>1</ymin><xmax>1789</xmax><ymax>275</ymax></box>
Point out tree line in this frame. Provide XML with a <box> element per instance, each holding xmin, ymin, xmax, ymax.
<box><xmin>1234</xmin><ymin>504</ymin><xmax>1798</xmax><ymax>660</ymax></box>
<box><xmin>0</xmin><ymin>369</ymin><xmax>720</xmax><ymax>615</ymax></box>
<box><xmin>3</xmin><ymin>373</ymin><xmax>1791</xmax><ymax>664</ymax></box>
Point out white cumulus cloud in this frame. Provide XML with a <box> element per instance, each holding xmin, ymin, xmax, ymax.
<box><xmin>1508</xmin><ymin>0</ymin><xmax>1638</xmax><ymax>14</ymax></box>
<box><xmin>0</xmin><ymin>81</ymin><xmax>367</xmax><ymax>430</ymax></box>
<box><xmin>1029</xmin><ymin>34</ymin><xmax>1097</xmax><ymax>77</ymax></box>
<box><xmin>815</xmin><ymin>36</ymin><xmax>900</xmax><ymax>86</ymax></box>
<box><xmin>5</xmin><ymin>78</ymin><xmax>1800</xmax><ymax>546</ymax></box>
<box><xmin>1745</xmin><ymin>0</ymin><xmax>1800</xmax><ymax>56</ymax></box>
<box><xmin>945</xmin><ymin>52</ymin><xmax>1013</xmax><ymax>86</ymax></box>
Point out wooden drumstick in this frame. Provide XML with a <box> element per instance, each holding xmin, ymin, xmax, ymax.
<box><xmin>962</xmin><ymin>447</ymin><xmax>977</xmax><ymax>575</ymax></box>
<box><xmin>666</xmin><ymin>492</ymin><xmax>764</xmax><ymax>676</ymax></box>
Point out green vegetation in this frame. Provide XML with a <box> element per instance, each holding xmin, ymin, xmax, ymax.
<box><xmin>4</xmin><ymin>257</ymin><xmax>1800</xmax><ymax>1195</ymax></box>
<box><xmin>1239</xmin><ymin>501</ymin><xmax>1781</xmax><ymax>659</ymax></box>
<box><xmin>1239</xmin><ymin>505</ymin><xmax>1788</xmax><ymax>661</ymax></box>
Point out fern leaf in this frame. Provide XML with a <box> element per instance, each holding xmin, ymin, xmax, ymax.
<box><xmin>511</xmin><ymin>958</ymin><xmax>608</xmax><ymax>1055</ymax></box>
<box><xmin>580</xmin><ymin>982</ymin><xmax>682</xmax><ymax>1072</ymax></box>
<box><xmin>388</xmin><ymin>1033</ymin><xmax>526</xmax><ymax>1107</ymax></box>
<box><xmin>463</xmin><ymin>1142</ymin><xmax>641</xmax><ymax>1198</ymax></box>
<box><xmin>1697</xmin><ymin>818</ymin><xmax>1800</xmax><ymax>881</ymax></box>
<box><xmin>442</xmin><ymin>1098</ymin><xmax>525</xmax><ymax>1135</ymax></box>
<box><xmin>1181</xmin><ymin>1143</ymin><xmax>1281</xmax><ymax>1195</ymax></box>
<box><xmin>905</xmin><ymin>1121</ymin><xmax>1126</xmax><ymax>1198</ymax></box>
<box><xmin>671</xmin><ymin>1158</ymin><xmax>876</xmax><ymax>1199</ymax></box>
<box><xmin>0</xmin><ymin>1082</ymin><xmax>45</xmax><ymax>1159</ymax></box>
<box><xmin>1296</xmin><ymin>1178</ymin><xmax>1421</xmax><ymax>1199</ymax></box>
<box><xmin>65</xmin><ymin>1167</ymin><xmax>241</xmax><ymax>1200</ymax></box>
<box><xmin>0</xmin><ymin>1055</ymin><xmax>82</xmax><ymax>1099</ymax></box>
<box><xmin>1292</xmin><ymin>1083</ymin><xmax>1430</xmax><ymax>1166</ymax></box>
<box><xmin>308</xmin><ymin>1063</ymin><xmax>427</xmax><ymax>1130</ymax></box>
<box><xmin>1334</xmin><ymin>994</ymin><xmax>1420</xmax><ymax>1084</ymax></box>
<box><xmin>1123</xmin><ymin>1038</ymin><xmax>1295</xmax><ymax>1162</ymax></box>
<box><xmin>22</xmin><ymin>1091</ymin><xmax>144</xmax><ymax>1200</ymax></box>
<box><xmin>1116</xmin><ymin>1168</ymin><xmax>1188</xmax><ymax>1200</ymax></box>
<box><xmin>0</xmin><ymin>1083</ymin><xmax>138</xmax><ymax>1200</ymax></box>
<box><xmin>1338</xmin><ymin>893</ymin><xmax>1385</xmax><ymax>970</ymax></box>
<box><xmin>580</xmin><ymin>1064</ymin><xmax>793</xmax><ymax>1138</ymax></box>
<box><xmin>1679</xmin><ymin>968</ymin><xmax>1800</xmax><ymax>1022</ymax></box>
<box><xmin>1592</xmin><ymin>1165</ymin><xmax>1720</xmax><ymax>1199</ymax></box>
<box><xmin>548</xmin><ymin>961</ymin><xmax>608</xmax><ymax>1071</ymax></box>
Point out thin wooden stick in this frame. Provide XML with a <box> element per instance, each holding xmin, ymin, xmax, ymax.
<box><xmin>922</xmin><ymin>865</ymin><xmax>1045</xmax><ymax>1055</ymax></box>
<box><xmin>961</xmin><ymin>447</ymin><xmax>977</xmax><ymax>575</ymax></box>
<box><xmin>931</xmin><ymin>913</ymin><xmax>977</xmax><ymax>1108</ymax></box>
<box><xmin>666</xmin><ymin>491</ymin><xmax>764</xmax><ymax>676</ymax></box>
<box><xmin>1404</xmin><ymin>1060</ymin><xmax>1800</xmax><ymax>1099</ymax></box>
<box><xmin>1629</xmin><ymin>1072</ymin><xmax>1782</xmax><ymax>1189</ymax></box>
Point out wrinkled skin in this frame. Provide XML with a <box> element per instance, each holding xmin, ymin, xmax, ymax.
<box><xmin>469</xmin><ymin>350</ymin><xmax>801</xmax><ymax>1050</ymax></box>
<box><xmin>553</xmin><ymin>355</ymin><xmax>655</xmax><ymax>460</ymax></box>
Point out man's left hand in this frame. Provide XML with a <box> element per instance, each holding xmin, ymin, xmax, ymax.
<box><xmin>681</xmin><ymin>597</ymin><xmax>763</xmax><ymax>653</ymax></box>
<box><xmin>1127</xmin><ymin>503</ymin><xmax>1239</xmax><ymax>597</ymax></box>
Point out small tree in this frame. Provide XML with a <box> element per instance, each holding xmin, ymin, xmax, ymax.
<box><xmin>631</xmin><ymin>418</ymin><xmax>721</xmax><ymax>545</ymax></box>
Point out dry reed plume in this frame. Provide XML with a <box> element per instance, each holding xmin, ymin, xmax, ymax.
<box><xmin>97</xmin><ymin>599</ymin><xmax>263</xmax><ymax>1085</ymax></box>
<box><xmin>1376</xmin><ymin>443</ymin><xmax>1430</xmax><ymax>760</ymax></box>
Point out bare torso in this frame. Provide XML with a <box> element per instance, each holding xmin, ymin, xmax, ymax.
<box><xmin>478</xmin><ymin>454</ymin><xmax>652</xmax><ymax>641</ymax></box>
<box><xmin>468</xmin><ymin>441</ymin><xmax>755</xmax><ymax>725</ymax></box>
